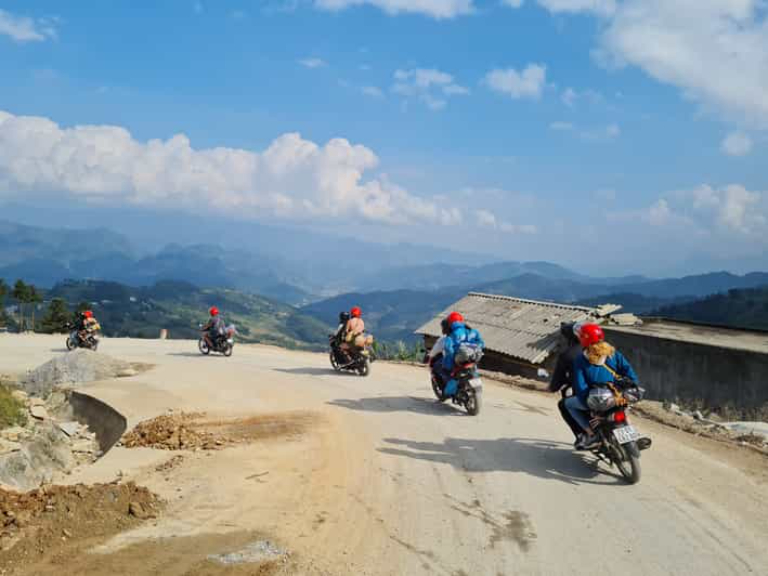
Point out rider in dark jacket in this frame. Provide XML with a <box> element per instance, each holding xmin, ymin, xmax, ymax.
<box><xmin>549</xmin><ymin>322</ymin><xmax>583</xmax><ymax>439</ymax></box>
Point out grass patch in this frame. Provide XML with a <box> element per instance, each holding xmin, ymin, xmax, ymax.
<box><xmin>0</xmin><ymin>384</ymin><xmax>27</xmax><ymax>429</ymax></box>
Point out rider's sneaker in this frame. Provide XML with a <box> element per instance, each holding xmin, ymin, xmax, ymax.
<box><xmin>581</xmin><ymin>434</ymin><xmax>600</xmax><ymax>449</ymax></box>
<box><xmin>574</xmin><ymin>434</ymin><xmax>586</xmax><ymax>450</ymax></box>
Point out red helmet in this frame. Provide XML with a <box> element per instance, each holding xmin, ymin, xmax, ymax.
<box><xmin>447</xmin><ymin>311</ymin><xmax>464</xmax><ymax>325</ymax></box>
<box><xmin>350</xmin><ymin>306</ymin><xmax>362</xmax><ymax>318</ymax></box>
<box><xmin>578</xmin><ymin>323</ymin><xmax>604</xmax><ymax>348</ymax></box>
<box><xmin>209</xmin><ymin>306</ymin><xmax>219</xmax><ymax>316</ymax></box>
<box><xmin>84</xmin><ymin>310</ymin><xmax>94</xmax><ymax>319</ymax></box>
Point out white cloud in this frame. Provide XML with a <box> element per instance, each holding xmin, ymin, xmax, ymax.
<box><xmin>645</xmin><ymin>199</ymin><xmax>671</xmax><ymax>226</ymax></box>
<box><xmin>0</xmin><ymin>9</ymin><xmax>57</xmax><ymax>42</ymax></box>
<box><xmin>595</xmin><ymin>1</ymin><xmax>768</xmax><ymax>127</ymax></box>
<box><xmin>536</xmin><ymin>0</ymin><xmax>615</xmax><ymax>16</ymax></box>
<box><xmin>550</xmin><ymin>121</ymin><xmax>574</xmax><ymax>131</ymax></box>
<box><xmin>392</xmin><ymin>68</ymin><xmax>469</xmax><ymax>110</ymax></box>
<box><xmin>561</xmin><ymin>87</ymin><xmax>577</xmax><ymax>107</ymax></box>
<box><xmin>475</xmin><ymin>209</ymin><xmax>537</xmax><ymax>234</ymax></box>
<box><xmin>484</xmin><ymin>64</ymin><xmax>547</xmax><ymax>100</ymax></box>
<box><xmin>314</xmin><ymin>0</ymin><xmax>474</xmax><ymax>19</ymax></box>
<box><xmin>299</xmin><ymin>57</ymin><xmax>327</xmax><ymax>69</ymax></box>
<box><xmin>613</xmin><ymin>183</ymin><xmax>767</xmax><ymax>239</ymax></box>
<box><xmin>580</xmin><ymin>122</ymin><xmax>620</xmax><ymax>140</ymax></box>
<box><xmin>361</xmin><ymin>86</ymin><xmax>385</xmax><ymax>98</ymax></box>
<box><xmin>0</xmin><ymin>110</ymin><xmax>463</xmax><ymax>227</ymax></box>
<box><xmin>721</xmin><ymin>131</ymin><xmax>753</xmax><ymax>156</ymax></box>
<box><xmin>688</xmin><ymin>184</ymin><xmax>765</xmax><ymax>234</ymax></box>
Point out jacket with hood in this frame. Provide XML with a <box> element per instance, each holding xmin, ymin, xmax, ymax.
<box><xmin>442</xmin><ymin>322</ymin><xmax>485</xmax><ymax>371</ymax></box>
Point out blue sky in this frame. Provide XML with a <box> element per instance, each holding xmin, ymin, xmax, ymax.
<box><xmin>0</xmin><ymin>1</ymin><xmax>767</xmax><ymax>276</ymax></box>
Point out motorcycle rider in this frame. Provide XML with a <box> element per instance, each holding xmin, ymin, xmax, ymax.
<box><xmin>75</xmin><ymin>310</ymin><xmax>100</xmax><ymax>345</ymax></box>
<box><xmin>202</xmin><ymin>306</ymin><xmax>225</xmax><ymax>349</ymax></box>
<box><xmin>549</xmin><ymin>322</ymin><xmax>584</xmax><ymax>440</ymax></box>
<box><xmin>441</xmin><ymin>312</ymin><xmax>485</xmax><ymax>399</ymax></box>
<box><xmin>424</xmin><ymin>318</ymin><xmax>451</xmax><ymax>383</ymax></box>
<box><xmin>567</xmin><ymin>323</ymin><xmax>639</xmax><ymax>450</ymax></box>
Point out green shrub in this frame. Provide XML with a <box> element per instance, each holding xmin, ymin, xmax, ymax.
<box><xmin>0</xmin><ymin>384</ymin><xmax>27</xmax><ymax>429</ymax></box>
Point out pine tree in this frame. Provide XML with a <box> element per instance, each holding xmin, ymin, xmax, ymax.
<box><xmin>11</xmin><ymin>280</ymin><xmax>29</xmax><ymax>331</ymax></box>
<box><xmin>40</xmin><ymin>298</ymin><xmax>71</xmax><ymax>333</ymax></box>
<box><xmin>28</xmin><ymin>285</ymin><xmax>43</xmax><ymax>331</ymax></box>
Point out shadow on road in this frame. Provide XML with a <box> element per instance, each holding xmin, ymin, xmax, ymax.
<box><xmin>273</xmin><ymin>367</ymin><xmax>356</xmax><ymax>377</ymax></box>
<box><xmin>166</xmin><ymin>352</ymin><xmax>215</xmax><ymax>358</ymax></box>
<box><xmin>379</xmin><ymin>436</ymin><xmax>625</xmax><ymax>486</ymax></box>
<box><xmin>328</xmin><ymin>395</ymin><xmax>467</xmax><ymax>416</ymax></box>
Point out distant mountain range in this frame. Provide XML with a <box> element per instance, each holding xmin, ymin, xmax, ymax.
<box><xmin>653</xmin><ymin>286</ymin><xmax>768</xmax><ymax>331</ymax></box>
<box><xmin>2</xmin><ymin>218</ymin><xmax>768</xmax><ymax>343</ymax></box>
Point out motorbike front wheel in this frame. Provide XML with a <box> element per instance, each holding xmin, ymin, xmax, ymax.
<box><xmin>611</xmin><ymin>437</ymin><xmax>642</xmax><ymax>485</ymax></box>
<box><xmin>198</xmin><ymin>338</ymin><xmax>211</xmax><ymax>355</ymax></box>
<box><xmin>330</xmin><ymin>351</ymin><xmax>341</xmax><ymax>372</ymax></box>
<box><xmin>90</xmin><ymin>339</ymin><xmax>99</xmax><ymax>352</ymax></box>
<box><xmin>222</xmin><ymin>343</ymin><xmax>233</xmax><ymax>357</ymax></box>
<box><xmin>357</xmin><ymin>358</ymin><xmax>370</xmax><ymax>377</ymax></box>
<box><xmin>66</xmin><ymin>337</ymin><xmax>76</xmax><ymax>351</ymax></box>
<box><xmin>431</xmin><ymin>375</ymin><xmax>446</xmax><ymax>402</ymax></box>
<box><xmin>464</xmin><ymin>387</ymin><xmax>482</xmax><ymax>416</ymax></box>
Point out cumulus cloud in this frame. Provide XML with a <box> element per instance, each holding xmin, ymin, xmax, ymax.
<box><xmin>595</xmin><ymin>1</ymin><xmax>768</xmax><ymax>127</ymax></box>
<box><xmin>0</xmin><ymin>110</ymin><xmax>462</xmax><ymax>227</ymax></box>
<box><xmin>484</xmin><ymin>64</ymin><xmax>547</xmax><ymax>100</ymax></box>
<box><xmin>361</xmin><ymin>86</ymin><xmax>385</xmax><ymax>98</ymax></box>
<box><xmin>0</xmin><ymin>9</ymin><xmax>57</xmax><ymax>42</ymax></box>
<box><xmin>392</xmin><ymin>68</ymin><xmax>469</xmax><ymax>110</ymax></box>
<box><xmin>612</xmin><ymin>183</ymin><xmax>767</xmax><ymax>239</ymax></box>
<box><xmin>721</xmin><ymin>132</ymin><xmax>753</xmax><ymax>156</ymax></box>
<box><xmin>475</xmin><ymin>209</ymin><xmax>537</xmax><ymax>234</ymax></box>
<box><xmin>314</xmin><ymin>0</ymin><xmax>474</xmax><ymax>19</ymax></box>
<box><xmin>298</xmin><ymin>57</ymin><xmax>327</xmax><ymax>68</ymax></box>
<box><xmin>536</xmin><ymin>0</ymin><xmax>615</xmax><ymax>16</ymax></box>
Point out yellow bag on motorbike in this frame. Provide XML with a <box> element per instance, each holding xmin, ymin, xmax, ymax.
<box><xmin>354</xmin><ymin>334</ymin><xmax>366</xmax><ymax>348</ymax></box>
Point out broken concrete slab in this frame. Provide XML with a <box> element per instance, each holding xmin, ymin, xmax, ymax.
<box><xmin>30</xmin><ymin>405</ymin><xmax>49</xmax><ymax>420</ymax></box>
<box><xmin>57</xmin><ymin>421</ymin><xmax>81</xmax><ymax>437</ymax></box>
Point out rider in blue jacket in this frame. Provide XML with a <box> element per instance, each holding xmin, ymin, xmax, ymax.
<box><xmin>441</xmin><ymin>311</ymin><xmax>485</xmax><ymax>397</ymax></box>
<box><xmin>568</xmin><ymin>323</ymin><xmax>638</xmax><ymax>450</ymax></box>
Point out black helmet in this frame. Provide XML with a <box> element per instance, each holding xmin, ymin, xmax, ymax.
<box><xmin>440</xmin><ymin>318</ymin><xmax>450</xmax><ymax>335</ymax></box>
<box><xmin>339</xmin><ymin>311</ymin><xmax>351</xmax><ymax>324</ymax></box>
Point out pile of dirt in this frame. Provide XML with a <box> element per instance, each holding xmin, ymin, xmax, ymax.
<box><xmin>122</xmin><ymin>411</ymin><xmax>318</xmax><ymax>451</ymax></box>
<box><xmin>0</xmin><ymin>482</ymin><xmax>162</xmax><ymax>574</ymax></box>
<box><xmin>121</xmin><ymin>412</ymin><xmax>225</xmax><ymax>451</ymax></box>
<box><xmin>20</xmin><ymin>351</ymin><xmax>150</xmax><ymax>397</ymax></box>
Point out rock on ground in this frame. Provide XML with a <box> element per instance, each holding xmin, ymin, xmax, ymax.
<box><xmin>20</xmin><ymin>350</ymin><xmax>138</xmax><ymax>397</ymax></box>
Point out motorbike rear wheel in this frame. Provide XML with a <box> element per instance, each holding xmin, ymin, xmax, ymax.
<box><xmin>611</xmin><ymin>436</ymin><xmax>641</xmax><ymax>484</ymax></box>
<box><xmin>464</xmin><ymin>387</ymin><xmax>482</xmax><ymax>416</ymax></box>
<box><xmin>198</xmin><ymin>338</ymin><xmax>211</xmax><ymax>355</ymax></box>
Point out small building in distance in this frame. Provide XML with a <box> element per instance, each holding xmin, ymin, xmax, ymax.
<box><xmin>414</xmin><ymin>292</ymin><xmax>615</xmax><ymax>378</ymax></box>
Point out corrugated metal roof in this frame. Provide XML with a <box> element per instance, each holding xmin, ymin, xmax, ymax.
<box><xmin>415</xmin><ymin>292</ymin><xmax>598</xmax><ymax>365</ymax></box>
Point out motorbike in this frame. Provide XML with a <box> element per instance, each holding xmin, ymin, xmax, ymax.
<box><xmin>198</xmin><ymin>325</ymin><xmax>235</xmax><ymax>357</ymax></box>
<box><xmin>585</xmin><ymin>382</ymin><xmax>652</xmax><ymax>485</ymax></box>
<box><xmin>429</xmin><ymin>358</ymin><xmax>483</xmax><ymax>416</ymax></box>
<box><xmin>329</xmin><ymin>334</ymin><xmax>373</xmax><ymax>376</ymax></box>
<box><xmin>64</xmin><ymin>323</ymin><xmax>100</xmax><ymax>351</ymax></box>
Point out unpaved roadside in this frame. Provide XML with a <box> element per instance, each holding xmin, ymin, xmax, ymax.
<box><xmin>1</xmin><ymin>335</ymin><xmax>766</xmax><ymax>576</ymax></box>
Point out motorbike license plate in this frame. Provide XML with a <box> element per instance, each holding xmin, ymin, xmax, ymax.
<box><xmin>469</xmin><ymin>378</ymin><xmax>483</xmax><ymax>390</ymax></box>
<box><xmin>613</xmin><ymin>426</ymin><xmax>640</xmax><ymax>444</ymax></box>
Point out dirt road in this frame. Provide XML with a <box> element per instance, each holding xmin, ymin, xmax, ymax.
<box><xmin>1</xmin><ymin>334</ymin><xmax>766</xmax><ymax>575</ymax></box>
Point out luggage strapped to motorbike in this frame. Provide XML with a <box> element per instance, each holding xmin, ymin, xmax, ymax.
<box><xmin>587</xmin><ymin>362</ymin><xmax>645</xmax><ymax>412</ymax></box>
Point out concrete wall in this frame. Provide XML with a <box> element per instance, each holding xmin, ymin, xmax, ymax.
<box><xmin>68</xmin><ymin>391</ymin><xmax>127</xmax><ymax>453</ymax></box>
<box><xmin>603</xmin><ymin>327</ymin><xmax>768</xmax><ymax>414</ymax></box>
